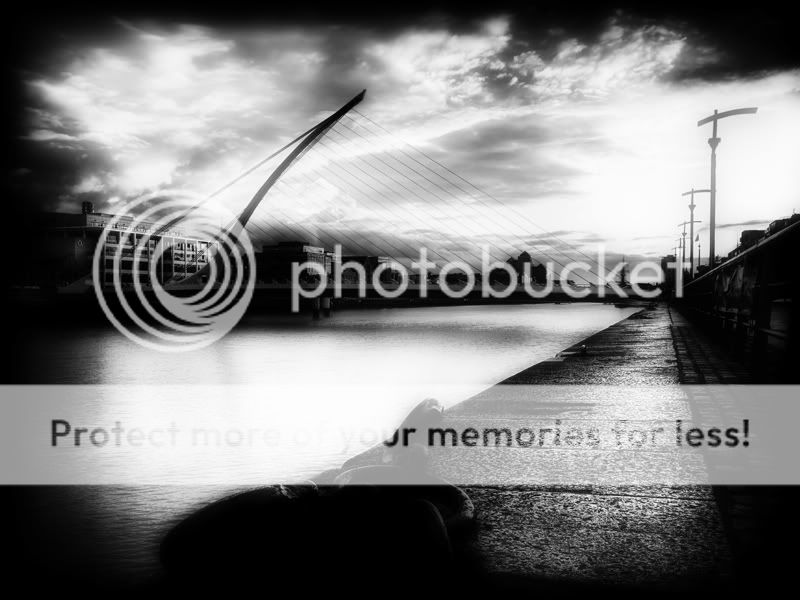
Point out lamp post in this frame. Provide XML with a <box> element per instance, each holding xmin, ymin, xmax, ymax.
<box><xmin>697</xmin><ymin>107</ymin><xmax>757</xmax><ymax>269</ymax></box>
<box><xmin>673</xmin><ymin>239</ymin><xmax>685</xmax><ymax>295</ymax></box>
<box><xmin>678</xmin><ymin>221</ymin><xmax>701</xmax><ymax>276</ymax></box>
<box><xmin>681</xmin><ymin>188</ymin><xmax>710</xmax><ymax>275</ymax></box>
<box><xmin>696</xmin><ymin>235</ymin><xmax>701</xmax><ymax>274</ymax></box>
<box><xmin>670</xmin><ymin>243</ymin><xmax>680</xmax><ymax>275</ymax></box>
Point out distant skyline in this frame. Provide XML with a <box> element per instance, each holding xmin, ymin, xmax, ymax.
<box><xmin>8</xmin><ymin>4</ymin><xmax>800</xmax><ymax>272</ymax></box>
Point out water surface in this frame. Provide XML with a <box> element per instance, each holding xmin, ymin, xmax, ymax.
<box><xmin>18</xmin><ymin>303</ymin><xmax>638</xmax><ymax>584</ymax></box>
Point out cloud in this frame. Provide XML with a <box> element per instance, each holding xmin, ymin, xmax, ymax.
<box><xmin>359</xmin><ymin>17</ymin><xmax>512</xmax><ymax>113</ymax></box>
<box><xmin>17</xmin><ymin>16</ymin><xmax>696</xmax><ymax>204</ymax></box>
<box><xmin>26</xmin><ymin>130</ymin><xmax>81</xmax><ymax>142</ymax></box>
<box><xmin>523</xmin><ymin>24</ymin><xmax>686</xmax><ymax>101</ymax></box>
<box><xmin>698</xmin><ymin>219</ymin><xmax>772</xmax><ymax>231</ymax></box>
<box><xmin>24</xmin><ymin>24</ymin><xmax>340</xmax><ymax>200</ymax></box>
<box><xmin>13</xmin><ymin>13</ymin><xmax>800</xmax><ymax>266</ymax></box>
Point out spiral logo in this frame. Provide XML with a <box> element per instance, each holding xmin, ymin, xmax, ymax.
<box><xmin>92</xmin><ymin>190</ymin><xmax>255</xmax><ymax>352</ymax></box>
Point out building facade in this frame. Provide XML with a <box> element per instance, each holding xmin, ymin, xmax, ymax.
<box><xmin>31</xmin><ymin>202</ymin><xmax>213</xmax><ymax>289</ymax></box>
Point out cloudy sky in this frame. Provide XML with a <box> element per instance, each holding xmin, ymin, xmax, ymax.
<box><xmin>8</xmin><ymin>3</ymin><xmax>800</xmax><ymax>275</ymax></box>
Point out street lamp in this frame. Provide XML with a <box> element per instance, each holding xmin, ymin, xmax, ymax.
<box><xmin>696</xmin><ymin>235</ymin><xmax>701</xmax><ymax>274</ymax></box>
<box><xmin>697</xmin><ymin>107</ymin><xmax>758</xmax><ymax>268</ymax></box>
<box><xmin>681</xmin><ymin>188</ymin><xmax>710</xmax><ymax>275</ymax></box>
<box><xmin>672</xmin><ymin>239</ymin><xmax>685</xmax><ymax>294</ymax></box>
<box><xmin>678</xmin><ymin>220</ymin><xmax>701</xmax><ymax>273</ymax></box>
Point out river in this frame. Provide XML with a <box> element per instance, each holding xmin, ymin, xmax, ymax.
<box><xmin>15</xmin><ymin>302</ymin><xmax>638</xmax><ymax>584</ymax></box>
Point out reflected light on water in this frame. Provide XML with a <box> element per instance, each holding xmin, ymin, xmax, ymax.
<box><xmin>22</xmin><ymin>303</ymin><xmax>638</xmax><ymax>581</ymax></box>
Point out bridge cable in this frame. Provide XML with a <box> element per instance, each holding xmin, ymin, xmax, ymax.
<box><xmin>324</xmin><ymin>123</ymin><xmax>595</xmax><ymax>285</ymax></box>
<box><xmin>350</xmin><ymin>110</ymin><xmax>614</xmax><ymax>283</ymax></box>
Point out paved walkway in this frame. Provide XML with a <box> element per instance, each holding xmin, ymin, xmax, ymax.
<box><xmin>668</xmin><ymin>310</ymin><xmax>753</xmax><ymax>384</ymax></box>
<box><xmin>326</xmin><ymin>302</ymin><xmax>790</xmax><ymax>591</ymax></box>
<box><xmin>665</xmin><ymin>309</ymin><xmax>797</xmax><ymax>591</ymax></box>
<box><xmin>448</xmin><ymin>304</ymin><xmax>740</xmax><ymax>589</ymax></box>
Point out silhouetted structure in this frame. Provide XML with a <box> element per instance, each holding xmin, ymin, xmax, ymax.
<box><xmin>256</xmin><ymin>241</ymin><xmax>337</xmax><ymax>283</ymax></box>
<box><xmin>490</xmin><ymin>252</ymin><xmax>548</xmax><ymax>285</ymax></box>
<box><xmin>341</xmin><ymin>255</ymin><xmax>402</xmax><ymax>284</ymax></box>
<box><xmin>660</xmin><ymin>254</ymin><xmax>677</xmax><ymax>297</ymax></box>
<box><xmin>24</xmin><ymin>204</ymin><xmax>212</xmax><ymax>288</ymax></box>
<box><xmin>679</xmin><ymin>215</ymin><xmax>799</xmax><ymax>381</ymax></box>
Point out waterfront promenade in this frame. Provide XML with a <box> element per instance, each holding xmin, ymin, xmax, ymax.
<box><xmin>325</xmin><ymin>302</ymin><xmax>782</xmax><ymax>591</ymax></box>
<box><xmin>448</xmin><ymin>304</ymin><xmax>733</xmax><ymax>589</ymax></box>
<box><xmin>442</xmin><ymin>303</ymin><xmax>792</xmax><ymax>591</ymax></box>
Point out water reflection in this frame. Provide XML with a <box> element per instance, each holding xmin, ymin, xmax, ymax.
<box><xmin>20</xmin><ymin>303</ymin><xmax>637</xmax><ymax>582</ymax></box>
<box><xmin>28</xmin><ymin>304</ymin><xmax>636</xmax><ymax>387</ymax></box>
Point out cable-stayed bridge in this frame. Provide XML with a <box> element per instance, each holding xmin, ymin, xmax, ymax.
<box><xmin>113</xmin><ymin>90</ymin><xmax>652</xmax><ymax>304</ymax></box>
